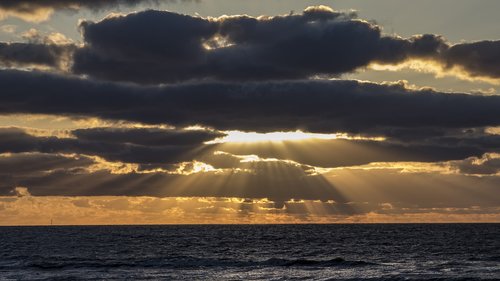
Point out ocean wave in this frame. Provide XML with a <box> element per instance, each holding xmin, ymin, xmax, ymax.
<box><xmin>1</xmin><ymin>224</ymin><xmax>497</xmax><ymax>280</ymax></box>
<box><xmin>261</xmin><ymin>257</ymin><xmax>376</xmax><ymax>267</ymax></box>
<box><xmin>19</xmin><ymin>256</ymin><xmax>376</xmax><ymax>270</ymax></box>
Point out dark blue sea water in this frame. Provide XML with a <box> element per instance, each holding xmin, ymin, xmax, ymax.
<box><xmin>0</xmin><ymin>224</ymin><xmax>498</xmax><ymax>280</ymax></box>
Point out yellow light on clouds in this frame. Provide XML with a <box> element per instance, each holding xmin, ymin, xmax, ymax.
<box><xmin>207</xmin><ymin>130</ymin><xmax>385</xmax><ymax>143</ymax></box>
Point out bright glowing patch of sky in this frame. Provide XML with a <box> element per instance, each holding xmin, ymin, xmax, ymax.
<box><xmin>0</xmin><ymin>0</ymin><xmax>499</xmax><ymax>224</ymax></box>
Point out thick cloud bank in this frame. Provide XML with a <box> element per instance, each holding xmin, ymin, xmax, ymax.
<box><xmin>0</xmin><ymin>127</ymin><xmax>221</xmax><ymax>165</ymax></box>
<box><xmin>0</xmin><ymin>127</ymin><xmax>495</xmax><ymax>169</ymax></box>
<box><xmin>71</xmin><ymin>7</ymin><xmax>439</xmax><ymax>83</ymax></box>
<box><xmin>69</xmin><ymin>7</ymin><xmax>500</xmax><ymax>84</ymax></box>
<box><xmin>1</xmin><ymin>70</ymin><xmax>500</xmax><ymax>133</ymax></box>
<box><xmin>0</xmin><ymin>42</ymin><xmax>74</xmax><ymax>69</ymax></box>
<box><xmin>1</xmin><ymin>6</ymin><xmax>499</xmax><ymax>83</ymax></box>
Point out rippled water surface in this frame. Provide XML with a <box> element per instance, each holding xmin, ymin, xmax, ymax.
<box><xmin>0</xmin><ymin>224</ymin><xmax>499</xmax><ymax>280</ymax></box>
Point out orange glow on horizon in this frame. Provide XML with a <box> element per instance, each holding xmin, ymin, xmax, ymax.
<box><xmin>1</xmin><ymin>194</ymin><xmax>498</xmax><ymax>226</ymax></box>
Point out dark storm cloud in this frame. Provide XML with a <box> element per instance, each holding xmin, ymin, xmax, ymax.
<box><xmin>360</xmin><ymin>127</ymin><xmax>500</xmax><ymax>154</ymax></box>
<box><xmin>70</xmin><ymin>6</ymin><xmax>500</xmax><ymax>84</ymax></box>
<box><xmin>0</xmin><ymin>127</ymin><xmax>219</xmax><ymax>164</ymax></box>
<box><xmin>2</xmin><ymin>6</ymin><xmax>497</xmax><ymax>83</ymax></box>
<box><xmin>0</xmin><ymin>42</ymin><xmax>74</xmax><ymax>69</ymax></box>
<box><xmin>1</xmin><ymin>70</ymin><xmax>500</xmax><ymax>133</ymax></box>
<box><xmin>79</xmin><ymin>10</ymin><xmax>216</xmax><ymax>63</ymax></box>
<box><xmin>443</xmin><ymin>40</ymin><xmax>500</xmax><ymax>79</ymax></box>
<box><xmin>425</xmin><ymin>134</ymin><xmax>500</xmax><ymax>151</ymax></box>
<box><xmin>71</xmin><ymin>7</ymin><xmax>413</xmax><ymax>83</ymax></box>
<box><xmin>72</xmin><ymin>127</ymin><xmax>224</xmax><ymax>146</ymax></box>
<box><xmin>0</xmin><ymin>152</ymin><xmax>92</xmax><ymax>175</ymax></box>
<box><xmin>73</xmin><ymin>9</ymin><xmax>217</xmax><ymax>83</ymax></box>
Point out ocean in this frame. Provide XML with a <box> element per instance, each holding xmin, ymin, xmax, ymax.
<box><xmin>0</xmin><ymin>224</ymin><xmax>498</xmax><ymax>280</ymax></box>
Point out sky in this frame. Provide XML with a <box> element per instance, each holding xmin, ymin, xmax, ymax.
<box><xmin>0</xmin><ymin>0</ymin><xmax>499</xmax><ymax>225</ymax></box>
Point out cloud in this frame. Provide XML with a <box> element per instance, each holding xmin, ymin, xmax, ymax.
<box><xmin>72</xmin><ymin>127</ymin><xmax>224</xmax><ymax>146</ymax></box>
<box><xmin>1</xmin><ymin>70</ymin><xmax>500</xmax><ymax>134</ymax></box>
<box><xmin>0</xmin><ymin>42</ymin><xmax>74</xmax><ymax>70</ymax></box>
<box><xmin>0</xmin><ymin>0</ymin><xmax>160</xmax><ymax>22</ymax></box>
<box><xmin>70</xmin><ymin>7</ymin><xmax>415</xmax><ymax>83</ymax></box>
<box><xmin>0</xmin><ymin>142</ymin><xmax>497</xmax><ymax>211</ymax></box>
<box><xmin>443</xmin><ymin>40</ymin><xmax>500</xmax><ymax>80</ymax></box>
<box><xmin>69</xmin><ymin>7</ymin><xmax>500</xmax><ymax>84</ymax></box>
<box><xmin>11</xmin><ymin>186</ymin><xmax>30</xmax><ymax>197</ymax></box>
<box><xmin>1</xmin><ymin>194</ymin><xmax>497</xmax><ymax>225</ymax></box>
<box><xmin>451</xmin><ymin>153</ymin><xmax>500</xmax><ymax>175</ymax></box>
<box><xmin>21</xmin><ymin>28</ymin><xmax>72</xmax><ymax>44</ymax></box>
<box><xmin>0</xmin><ymin>28</ymin><xmax>75</xmax><ymax>71</ymax></box>
<box><xmin>0</xmin><ymin>4</ymin><xmax>498</xmax><ymax>224</ymax></box>
<box><xmin>0</xmin><ymin>24</ymin><xmax>16</xmax><ymax>33</ymax></box>
<box><xmin>0</xmin><ymin>127</ymin><xmax>221</xmax><ymax>165</ymax></box>
<box><xmin>1</xmin><ymin>6</ymin><xmax>498</xmax><ymax>84</ymax></box>
<box><xmin>1</xmin><ymin>150</ymin><xmax>499</xmax><ymax>209</ymax></box>
<box><xmin>208</xmin><ymin>138</ymin><xmax>490</xmax><ymax>169</ymax></box>
<box><xmin>0</xmin><ymin>153</ymin><xmax>344</xmax><ymax>201</ymax></box>
<box><xmin>73</xmin><ymin>9</ymin><xmax>219</xmax><ymax>83</ymax></box>
<box><xmin>0</xmin><ymin>152</ymin><xmax>93</xmax><ymax>175</ymax></box>
<box><xmin>1</xmin><ymin>125</ymin><xmax>498</xmax><ymax>172</ymax></box>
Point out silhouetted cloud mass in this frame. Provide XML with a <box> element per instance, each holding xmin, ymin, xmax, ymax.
<box><xmin>1</xmin><ymin>7</ymin><xmax>499</xmax><ymax>83</ymax></box>
<box><xmin>69</xmin><ymin>7</ymin><xmax>500</xmax><ymax>84</ymax></box>
<box><xmin>0</xmin><ymin>42</ymin><xmax>74</xmax><ymax>69</ymax></box>
<box><xmin>1</xmin><ymin>127</ymin><xmax>496</xmax><ymax>168</ymax></box>
<box><xmin>0</xmin><ymin>5</ymin><xmax>499</xmax><ymax>219</ymax></box>
<box><xmin>70</xmin><ymin>7</ymin><xmax>432</xmax><ymax>83</ymax></box>
<box><xmin>1</xmin><ymin>151</ymin><xmax>499</xmax><ymax>208</ymax></box>
<box><xmin>72</xmin><ymin>127</ymin><xmax>224</xmax><ymax>146</ymax></box>
<box><xmin>443</xmin><ymin>40</ymin><xmax>500</xmax><ymax>79</ymax></box>
<box><xmin>1</xmin><ymin>70</ymin><xmax>500</xmax><ymax>133</ymax></box>
<box><xmin>0</xmin><ymin>127</ymin><xmax>221</xmax><ymax>164</ymax></box>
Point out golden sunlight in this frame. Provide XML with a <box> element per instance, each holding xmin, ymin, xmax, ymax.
<box><xmin>207</xmin><ymin>130</ymin><xmax>385</xmax><ymax>144</ymax></box>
